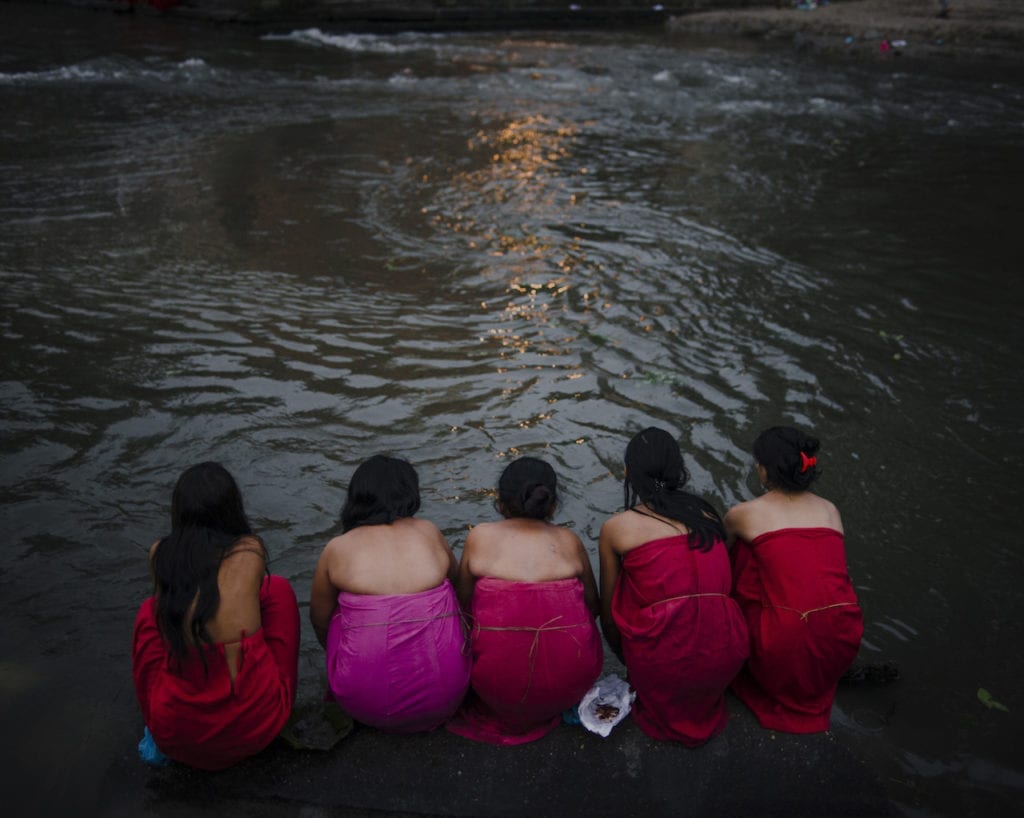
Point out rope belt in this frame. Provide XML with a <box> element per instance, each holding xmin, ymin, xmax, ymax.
<box><xmin>766</xmin><ymin>601</ymin><xmax>860</xmax><ymax>621</ymax></box>
<box><xmin>474</xmin><ymin>615</ymin><xmax>592</xmax><ymax>703</ymax></box>
<box><xmin>331</xmin><ymin>610</ymin><xmax>462</xmax><ymax>630</ymax></box>
<box><xmin>649</xmin><ymin>592</ymin><xmax>730</xmax><ymax>608</ymax></box>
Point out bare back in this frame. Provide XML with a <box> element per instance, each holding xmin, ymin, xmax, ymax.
<box><xmin>457</xmin><ymin>517</ymin><xmax>599</xmax><ymax>617</ymax></box>
<box><xmin>724</xmin><ymin>490</ymin><xmax>843</xmax><ymax>546</ymax></box>
<box><xmin>599</xmin><ymin>505</ymin><xmax>690</xmax><ymax>558</ymax></box>
<box><xmin>309</xmin><ymin>516</ymin><xmax>458</xmax><ymax>646</ymax></box>
<box><xmin>149</xmin><ymin>535</ymin><xmax>267</xmax><ymax>682</ymax></box>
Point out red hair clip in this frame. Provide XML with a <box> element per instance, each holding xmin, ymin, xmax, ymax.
<box><xmin>799</xmin><ymin>452</ymin><xmax>817</xmax><ymax>473</ymax></box>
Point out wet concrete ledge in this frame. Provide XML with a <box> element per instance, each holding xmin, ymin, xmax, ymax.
<box><xmin>97</xmin><ymin>702</ymin><xmax>898</xmax><ymax>818</ymax></box>
<box><xmin>3</xmin><ymin>646</ymin><xmax>899</xmax><ymax>818</ymax></box>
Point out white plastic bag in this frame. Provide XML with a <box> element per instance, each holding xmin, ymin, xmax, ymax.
<box><xmin>578</xmin><ymin>675</ymin><xmax>635</xmax><ymax>738</ymax></box>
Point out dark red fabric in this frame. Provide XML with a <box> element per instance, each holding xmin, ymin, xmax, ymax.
<box><xmin>612</xmin><ymin>535</ymin><xmax>748</xmax><ymax>746</ymax></box>
<box><xmin>446</xmin><ymin>577</ymin><xmax>602</xmax><ymax>746</ymax></box>
<box><xmin>730</xmin><ymin>527</ymin><xmax>863</xmax><ymax>733</ymax></box>
<box><xmin>132</xmin><ymin>575</ymin><xmax>299</xmax><ymax>770</ymax></box>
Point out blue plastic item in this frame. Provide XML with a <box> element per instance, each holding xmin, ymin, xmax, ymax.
<box><xmin>138</xmin><ymin>726</ymin><xmax>170</xmax><ymax>767</ymax></box>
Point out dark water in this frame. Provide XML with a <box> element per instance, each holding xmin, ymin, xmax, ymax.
<box><xmin>1</xmin><ymin>4</ymin><xmax>1022</xmax><ymax>816</ymax></box>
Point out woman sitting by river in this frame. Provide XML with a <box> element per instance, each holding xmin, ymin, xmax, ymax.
<box><xmin>131</xmin><ymin>462</ymin><xmax>300</xmax><ymax>770</ymax></box>
<box><xmin>309</xmin><ymin>455</ymin><xmax>470</xmax><ymax>732</ymax></box>
<box><xmin>599</xmin><ymin>427</ymin><xmax>748</xmax><ymax>746</ymax></box>
<box><xmin>446</xmin><ymin>456</ymin><xmax>602</xmax><ymax>745</ymax></box>
<box><xmin>725</xmin><ymin>426</ymin><xmax>863</xmax><ymax>733</ymax></box>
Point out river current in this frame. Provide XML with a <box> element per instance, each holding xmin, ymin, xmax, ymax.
<box><xmin>1</xmin><ymin>4</ymin><xmax>1022</xmax><ymax>816</ymax></box>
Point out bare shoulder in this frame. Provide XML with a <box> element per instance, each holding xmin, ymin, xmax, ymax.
<box><xmin>221</xmin><ymin>536</ymin><xmax>267</xmax><ymax>571</ymax></box>
<box><xmin>464</xmin><ymin>520</ymin><xmax>500</xmax><ymax>549</ymax></box>
<box><xmin>725</xmin><ymin>495</ymin><xmax>761</xmax><ymax>518</ymax></box>
<box><xmin>459</xmin><ymin>521</ymin><xmax>496</xmax><ymax>577</ymax></box>
<box><xmin>814</xmin><ymin>494</ymin><xmax>844</xmax><ymax>532</ymax></box>
<box><xmin>599</xmin><ymin>511</ymin><xmax>632</xmax><ymax>542</ymax></box>
<box><xmin>560</xmin><ymin>525</ymin><xmax>591</xmax><ymax>570</ymax></box>
<box><xmin>815</xmin><ymin>494</ymin><xmax>840</xmax><ymax>514</ymax></box>
<box><xmin>225</xmin><ymin>534</ymin><xmax>267</xmax><ymax>557</ymax></box>
<box><xmin>321</xmin><ymin>530</ymin><xmax>356</xmax><ymax>560</ymax></box>
<box><xmin>724</xmin><ymin>497</ymin><xmax>762</xmax><ymax>540</ymax></box>
<box><xmin>553</xmin><ymin>522</ymin><xmax>584</xmax><ymax>551</ymax></box>
<box><xmin>723</xmin><ymin>500</ymin><xmax>745</xmax><ymax>526</ymax></box>
<box><xmin>408</xmin><ymin>516</ymin><xmax>447</xmax><ymax>542</ymax></box>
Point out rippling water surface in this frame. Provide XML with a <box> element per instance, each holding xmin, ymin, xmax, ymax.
<box><xmin>1</xmin><ymin>5</ymin><xmax>1022</xmax><ymax>816</ymax></box>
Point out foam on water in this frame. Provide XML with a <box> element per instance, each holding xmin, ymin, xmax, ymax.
<box><xmin>264</xmin><ymin>27</ymin><xmax>438</xmax><ymax>55</ymax></box>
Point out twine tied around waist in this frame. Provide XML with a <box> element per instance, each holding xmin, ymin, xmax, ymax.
<box><xmin>473</xmin><ymin>615</ymin><xmax>592</xmax><ymax>704</ymax></box>
<box><xmin>331</xmin><ymin>609</ymin><xmax>473</xmax><ymax>655</ymax></box>
<box><xmin>765</xmin><ymin>601</ymin><xmax>861</xmax><ymax>621</ymax></box>
<box><xmin>649</xmin><ymin>592</ymin><xmax>730</xmax><ymax>608</ymax></box>
<box><xmin>331</xmin><ymin>610</ymin><xmax>463</xmax><ymax>631</ymax></box>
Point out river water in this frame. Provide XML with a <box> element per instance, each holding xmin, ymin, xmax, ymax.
<box><xmin>1</xmin><ymin>4</ymin><xmax>1022</xmax><ymax>816</ymax></box>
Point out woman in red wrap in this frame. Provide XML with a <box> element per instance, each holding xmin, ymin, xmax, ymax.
<box><xmin>725</xmin><ymin>426</ymin><xmax>863</xmax><ymax>733</ymax></box>
<box><xmin>447</xmin><ymin>457</ymin><xmax>602</xmax><ymax>745</ymax></box>
<box><xmin>132</xmin><ymin>462</ymin><xmax>299</xmax><ymax>770</ymax></box>
<box><xmin>599</xmin><ymin>427</ymin><xmax>748</xmax><ymax>746</ymax></box>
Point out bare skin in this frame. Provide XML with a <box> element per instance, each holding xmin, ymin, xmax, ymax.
<box><xmin>309</xmin><ymin>516</ymin><xmax>458</xmax><ymax>648</ymax></box>
<box><xmin>598</xmin><ymin>504</ymin><xmax>690</xmax><ymax>657</ymax></box>
<box><xmin>149</xmin><ymin>535</ymin><xmax>266</xmax><ymax>683</ymax></box>
<box><xmin>723</xmin><ymin>463</ymin><xmax>843</xmax><ymax>547</ymax></box>
<box><xmin>456</xmin><ymin>509</ymin><xmax>600</xmax><ymax>619</ymax></box>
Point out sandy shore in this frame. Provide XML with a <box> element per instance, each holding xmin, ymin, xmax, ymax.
<box><xmin>667</xmin><ymin>0</ymin><xmax>1024</xmax><ymax>64</ymax></box>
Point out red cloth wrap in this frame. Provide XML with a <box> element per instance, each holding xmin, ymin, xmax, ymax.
<box><xmin>612</xmin><ymin>534</ymin><xmax>748</xmax><ymax>746</ymax></box>
<box><xmin>132</xmin><ymin>574</ymin><xmax>300</xmax><ymax>770</ymax></box>
<box><xmin>730</xmin><ymin>527</ymin><xmax>863</xmax><ymax>733</ymax></box>
<box><xmin>446</xmin><ymin>577</ymin><xmax>602</xmax><ymax>745</ymax></box>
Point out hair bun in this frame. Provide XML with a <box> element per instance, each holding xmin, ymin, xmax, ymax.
<box><xmin>522</xmin><ymin>484</ymin><xmax>552</xmax><ymax>517</ymax></box>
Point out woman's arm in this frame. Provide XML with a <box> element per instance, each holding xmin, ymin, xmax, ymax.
<box><xmin>455</xmin><ymin>529</ymin><xmax>479</xmax><ymax>611</ymax></box>
<box><xmin>434</xmin><ymin>524</ymin><xmax>460</xmax><ymax>586</ymax></box>
<box><xmin>445</xmin><ymin>542</ymin><xmax>460</xmax><ymax>586</ymax></box>
<box><xmin>723</xmin><ymin>504</ymin><xmax>747</xmax><ymax>549</ymax></box>
<box><xmin>148</xmin><ymin>540</ymin><xmax>160</xmax><ymax>592</ymax></box>
<box><xmin>575</xmin><ymin>535</ymin><xmax>601</xmax><ymax>619</ymax></box>
<box><xmin>309</xmin><ymin>544</ymin><xmax>339</xmax><ymax>649</ymax></box>
<box><xmin>597</xmin><ymin>522</ymin><xmax>623</xmax><ymax>660</ymax></box>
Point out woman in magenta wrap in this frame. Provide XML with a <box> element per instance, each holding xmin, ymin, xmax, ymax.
<box><xmin>132</xmin><ymin>462</ymin><xmax>300</xmax><ymax>770</ymax></box>
<box><xmin>447</xmin><ymin>456</ymin><xmax>602</xmax><ymax>745</ymax></box>
<box><xmin>309</xmin><ymin>455</ymin><xmax>469</xmax><ymax>732</ymax></box>
<box><xmin>725</xmin><ymin>426</ymin><xmax>863</xmax><ymax>733</ymax></box>
<box><xmin>599</xmin><ymin>427</ymin><xmax>748</xmax><ymax>746</ymax></box>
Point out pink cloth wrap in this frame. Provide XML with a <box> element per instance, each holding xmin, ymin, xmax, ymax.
<box><xmin>730</xmin><ymin>527</ymin><xmax>863</xmax><ymax>733</ymax></box>
<box><xmin>613</xmin><ymin>535</ymin><xmax>749</xmax><ymax>746</ymax></box>
<box><xmin>326</xmin><ymin>578</ymin><xmax>470</xmax><ymax>732</ymax></box>
<box><xmin>446</xmin><ymin>577</ymin><xmax>603</xmax><ymax>746</ymax></box>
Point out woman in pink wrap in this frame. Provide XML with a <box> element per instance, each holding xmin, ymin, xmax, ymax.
<box><xmin>599</xmin><ymin>428</ymin><xmax>748</xmax><ymax>746</ymax></box>
<box><xmin>447</xmin><ymin>457</ymin><xmax>602</xmax><ymax>746</ymax></box>
<box><xmin>725</xmin><ymin>426</ymin><xmax>863</xmax><ymax>733</ymax></box>
<box><xmin>309</xmin><ymin>455</ymin><xmax>470</xmax><ymax>732</ymax></box>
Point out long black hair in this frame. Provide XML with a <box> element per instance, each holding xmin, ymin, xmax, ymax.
<box><xmin>623</xmin><ymin>427</ymin><xmax>725</xmax><ymax>552</ymax></box>
<box><xmin>151</xmin><ymin>462</ymin><xmax>256</xmax><ymax>663</ymax></box>
<box><xmin>754</xmin><ymin>426</ymin><xmax>821</xmax><ymax>492</ymax></box>
<box><xmin>497</xmin><ymin>457</ymin><xmax>558</xmax><ymax>520</ymax></box>
<box><xmin>341</xmin><ymin>454</ymin><xmax>421</xmax><ymax>532</ymax></box>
